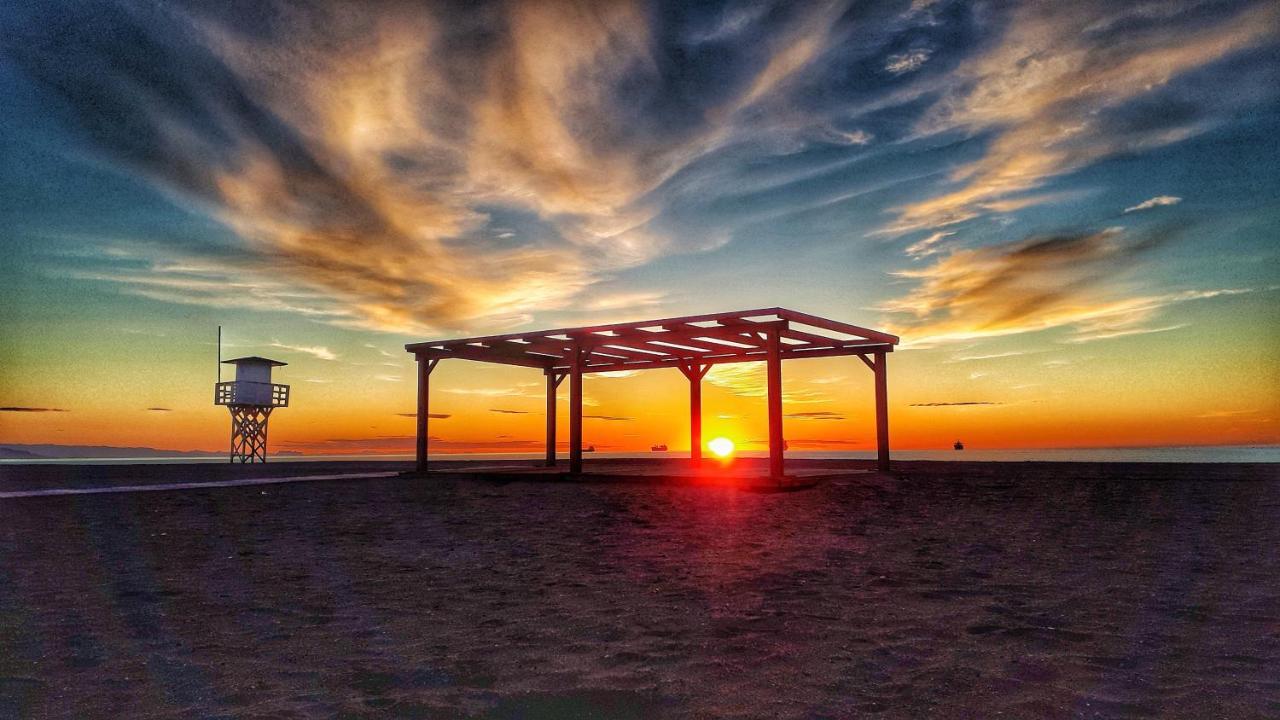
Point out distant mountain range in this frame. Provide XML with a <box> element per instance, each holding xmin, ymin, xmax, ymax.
<box><xmin>0</xmin><ymin>444</ymin><xmax>304</xmax><ymax>459</ymax></box>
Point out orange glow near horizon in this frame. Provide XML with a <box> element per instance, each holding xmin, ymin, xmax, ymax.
<box><xmin>0</xmin><ymin>337</ymin><xmax>1277</xmax><ymax>457</ymax></box>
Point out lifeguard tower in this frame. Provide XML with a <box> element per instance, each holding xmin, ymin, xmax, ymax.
<box><xmin>214</xmin><ymin>356</ymin><xmax>290</xmax><ymax>463</ymax></box>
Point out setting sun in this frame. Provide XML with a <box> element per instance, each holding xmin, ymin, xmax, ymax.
<box><xmin>708</xmin><ymin>437</ymin><xmax>735</xmax><ymax>458</ymax></box>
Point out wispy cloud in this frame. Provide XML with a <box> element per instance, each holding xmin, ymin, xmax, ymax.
<box><xmin>582</xmin><ymin>293</ymin><xmax>666</xmax><ymax>313</ymax></box>
<box><xmin>1125</xmin><ymin>196</ymin><xmax>1182</xmax><ymax>214</ymax></box>
<box><xmin>1195</xmin><ymin>409</ymin><xmax>1260</xmax><ymax>419</ymax></box>
<box><xmin>285</xmin><ymin>436</ymin><xmax>544</xmax><ymax>452</ymax></box>
<box><xmin>706</xmin><ymin>363</ymin><xmax>831</xmax><ymax>403</ymax></box>
<box><xmin>904</xmin><ymin>231</ymin><xmax>955</xmax><ymax>259</ymax></box>
<box><xmin>881</xmin><ymin>227</ymin><xmax>1251</xmax><ymax>345</ymax></box>
<box><xmin>269</xmin><ymin>340</ymin><xmax>338</xmax><ymax>361</ymax></box>
<box><xmin>945</xmin><ymin>350</ymin><xmax>1032</xmax><ymax>363</ymax></box>
<box><xmin>7</xmin><ymin>1</ymin><xmax>869</xmax><ymax>334</ymax></box>
<box><xmin>742</xmin><ymin>437</ymin><xmax>858</xmax><ymax>447</ymax></box>
<box><xmin>8</xmin><ymin>0</ymin><xmax>1274</xmax><ymax>342</ymax></box>
<box><xmin>0</xmin><ymin>407</ymin><xmax>68</xmax><ymax>413</ymax></box>
<box><xmin>910</xmin><ymin>401</ymin><xmax>1000</xmax><ymax>407</ymax></box>
<box><xmin>1062</xmin><ymin>323</ymin><xmax>1188</xmax><ymax>344</ymax></box>
<box><xmin>144</xmin><ymin>407</ymin><xmax>173</xmax><ymax>412</ymax></box>
<box><xmin>584</xmin><ymin>414</ymin><xmax>634</xmax><ymax>421</ymax></box>
<box><xmin>65</xmin><ymin>258</ymin><xmax>358</xmax><ymax>325</ymax></box>
<box><xmin>786</xmin><ymin>411</ymin><xmax>845</xmax><ymax>420</ymax></box>
<box><xmin>885</xmin><ymin>48</ymin><xmax>931</xmax><ymax>75</ymax></box>
<box><xmin>825</xmin><ymin>128</ymin><xmax>873</xmax><ymax>145</ymax></box>
<box><xmin>787</xmin><ymin>438</ymin><xmax>859</xmax><ymax>447</ymax></box>
<box><xmin>444</xmin><ymin>387</ymin><xmax>537</xmax><ymax>398</ymax></box>
<box><xmin>396</xmin><ymin>412</ymin><xmax>451</xmax><ymax>419</ymax></box>
<box><xmin>885</xmin><ymin>3</ymin><xmax>1276</xmax><ymax>235</ymax></box>
<box><xmin>489</xmin><ymin>408</ymin><xmax>530</xmax><ymax>415</ymax></box>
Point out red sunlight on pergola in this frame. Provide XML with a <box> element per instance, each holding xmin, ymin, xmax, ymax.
<box><xmin>404</xmin><ymin>308</ymin><xmax>900</xmax><ymax>480</ymax></box>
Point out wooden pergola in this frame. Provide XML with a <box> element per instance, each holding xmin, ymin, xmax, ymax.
<box><xmin>404</xmin><ymin>308</ymin><xmax>899</xmax><ymax>479</ymax></box>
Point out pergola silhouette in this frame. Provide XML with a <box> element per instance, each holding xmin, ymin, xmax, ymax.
<box><xmin>404</xmin><ymin>308</ymin><xmax>899</xmax><ymax>479</ymax></box>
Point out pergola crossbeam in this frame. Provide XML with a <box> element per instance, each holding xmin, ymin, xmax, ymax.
<box><xmin>419</xmin><ymin>346</ymin><xmax>550</xmax><ymax>369</ymax></box>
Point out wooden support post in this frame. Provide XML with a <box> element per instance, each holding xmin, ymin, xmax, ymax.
<box><xmin>766</xmin><ymin>330</ymin><xmax>784</xmax><ymax>480</ymax></box>
<box><xmin>680</xmin><ymin>362</ymin><xmax>710</xmax><ymax>463</ymax></box>
<box><xmin>416</xmin><ymin>357</ymin><xmax>439</xmax><ymax>473</ymax></box>
<box><xmin>545</xmin><ymin>372</ymin><xmax>566</xmax><ymax>467</ymax></box>
<box><xmin>690</xmin><ymin>365</ymin><xmax>702</xmax><ymax>463</ymax></box>
<box><xmin>873</xmin><ymin>351</ymin><xmax>890</xmax><ymax>472</ymax></box>
<box><xmin>569</xmin><ymin>347</ymin><xmax>584</xmax><ymax>474</ymax></box>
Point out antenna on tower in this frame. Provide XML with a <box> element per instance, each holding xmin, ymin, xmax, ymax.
<box><xmin>217</xmin><ymin>325</ymin><xmax>222</xmax><ymax>383</ymax></box>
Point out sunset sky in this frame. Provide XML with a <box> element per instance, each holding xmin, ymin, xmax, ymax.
<box><xmin>1</xmin><ymin>0</ymin><xmax>1277</xmax><ymax>455</ymax></box>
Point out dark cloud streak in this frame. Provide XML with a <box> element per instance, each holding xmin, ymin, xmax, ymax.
<box><xmin>884</xmin><ymin>226</ymin><xmax>1182</xmax><ymax>344</ymax></box>
<box><xmin>910</xmin><ymin>402</ymin><xmax>1000</xmax><ymax>407</ymax></box>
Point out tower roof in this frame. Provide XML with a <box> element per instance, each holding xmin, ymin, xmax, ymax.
<box><xmin>221</xmin><ymin>356</ymin><xmax>288</xmax><ymax>367</ymax></box>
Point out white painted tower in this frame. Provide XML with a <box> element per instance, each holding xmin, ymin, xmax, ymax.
<box><xmin>214</xmin><ymin>356</ymin><xmax>290</xmax><ymax>463</ymax></box>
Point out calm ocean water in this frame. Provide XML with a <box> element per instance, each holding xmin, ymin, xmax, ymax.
<box><xmin>3</xmin><ymin>446</ymin><xmax>1277</xmax><ymax>465</ymax></box>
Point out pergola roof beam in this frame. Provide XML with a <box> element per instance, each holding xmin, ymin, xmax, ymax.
<box><xmin>406</xmin><ymin>309</ymin><xmax>895</xmax><ymax>371</ymax></box>
<box><xmin>462</xmin><ymin>342</ymin><xmax>561</xmax><ymax>365</ymax></box>
<box><xmin>582</xmin><ymin>349</ymin><xmax>631</xmax><ymax>361</ymax></box>
<box><xmin>693</xmin><ymin>336</ymin><xmax>758</xmax><ymax>349</ymax></box>
<box><xmin>405</xmin><ymin>307</ymin><xmax>787</xmax><ymax>352</ymax></box>
<box><xmin>662</xmin><ymin>321</ymin><xmax>782</xmax><ymax>347</ymax></box>
<box><xmin>418</xmin><ymin>346</ymin><xmax>550</xmax><ymax>369</ymax></box>
<box><xmin>647</xmin><ymin>340</ymin><xmax>722</xmax><ymax>354</ymax></box>
<box><xmin>779</xmin><ymin>328</ymin><xmax>844</xmax><ymax>347</ymax></box>
<box><xmin>776</xmin><ymin>308</ymin><xmax>899</xmax><ymax>344</ymax></box>
<box><xmin>778</xmin><ymin>344</ymin><xmax>895</xmax><ymax>361</ymax></box>
<box><xmin>563</xmin><ymin>342</ymin><xmax>895</xmax><ymax>374</ymax></box>
<box><xmin>501</xmin><ymin>338</ymin><xmax>573</xmax><ymax>357</ymax></box>
<box><xmin>591</xmin><ymin>344</ymin><xmax>671</xmax><ymax>360</ymax></box>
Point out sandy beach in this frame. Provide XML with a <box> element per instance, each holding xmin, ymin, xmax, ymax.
<box><xmin>2</xmin><ymin>459</ymin><xmax>1279</xmax><ymax>719</ymax></box>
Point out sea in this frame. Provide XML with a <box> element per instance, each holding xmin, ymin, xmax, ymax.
<box><xmin>3</xmin><ymin>446</ymin><xmax>1277</xmax><ymax>465</ymax></box>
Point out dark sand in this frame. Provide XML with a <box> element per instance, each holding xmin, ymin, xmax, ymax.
<box><xmin>2</xmin><ymin>459</ymin><xmax>1279</xmax><ymax>719</ymax></box>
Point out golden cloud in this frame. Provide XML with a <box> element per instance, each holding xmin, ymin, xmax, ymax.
<box><xmin>881</xmin><ymin>227</ymin><xmax>1255</xmax><ymax>345</ymax></box>
<box><xmin>886</xmin><ymin>2</ymin><xmax>1278</xmax><ymax>235</ymax></box>
<box><xmin>65</xmin><ymin>0</ymin><xmax>849</xmax><ymax>335</ymax></box>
